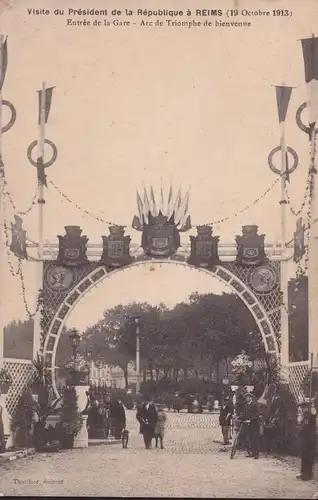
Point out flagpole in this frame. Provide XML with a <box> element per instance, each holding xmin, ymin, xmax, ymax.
<box><xmin>33</xmin><ymin>81</ymin><xmax>46</xmax><ymax>359</ymax></box>
<box><xmin>301</xmin><ymin>34</ymin><xmax>318</xmax><ymax>367</ymax></box>
<box><xmin>279</xmin><ymin>118</ymin><xmax>289</xmax><ymax>379</ymax></box>
<box><xmin>308</xmin><ymin>125</ymin><xmax>318</xmax><ymax>362</ymax></box>
<box><xmin>0</xmin><ymin>34</ymin><xmax>4</xmax><ymax>371</ymax></box>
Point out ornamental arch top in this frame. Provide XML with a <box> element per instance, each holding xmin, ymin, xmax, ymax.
<box><xmin>38</xmin><ymin>219</ymin><xmax>283</xmax><ymax>399</ymax></box>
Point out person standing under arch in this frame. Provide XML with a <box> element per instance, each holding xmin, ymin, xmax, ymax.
<box><xmin>136</xmin><ymin>395</ymin><xmax>158</xmax><ymax>449</ymax></box>
<box><xmin>297</xmin><ymin>403</ymin><xmax>317</xmax><ymax>481</ymax></box>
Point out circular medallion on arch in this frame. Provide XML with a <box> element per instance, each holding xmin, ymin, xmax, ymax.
<box><xmin>27</xmin><ymin>139</ymin><xmax>58</xmax><ymax>168</ymax></box>
<box><xmin>45</xmin><ymin>266</ymin><xmax>75</xmax><ymax>292</ymax></box>
<box><xmin>248</xmin><ymin>264</ymin><xmax>279</xmax><ymax>294</ymax></box>
<box><xmin>268</xmin><ymin>145</ymin><xmax>298</xmax><ymax>176</ymax></box>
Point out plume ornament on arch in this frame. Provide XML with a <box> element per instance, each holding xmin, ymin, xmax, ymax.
<box><xmin>132</xmin><ymin>184</ymin><xmax>192</xmax><ymax>231</ymax></box>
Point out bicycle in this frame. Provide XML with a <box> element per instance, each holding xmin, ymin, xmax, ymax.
<box><xmin>230</xmin><ymin>419</ymin><xmax>250</xmax><ymax>459</ymax></box>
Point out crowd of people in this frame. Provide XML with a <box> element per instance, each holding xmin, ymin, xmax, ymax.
<box><xmin>87</xmin><ymin>389</ymin><xmax>126</xmax><ymax>439</ymax></box>
<box><xmin>218</xmin><ymin>392</ymin><xmax>317</xmax><ymax>481</ymax></box>
<box><xmin>86</xmin><ymin>387</ymin><xmax>317</xmax><ymax>481</ymax></box>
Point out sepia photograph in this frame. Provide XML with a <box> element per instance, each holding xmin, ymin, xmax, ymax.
<box><xmin>0</xmin><ymin>0</ymin><xmax>318</xmax><ymax>497</ymax></box>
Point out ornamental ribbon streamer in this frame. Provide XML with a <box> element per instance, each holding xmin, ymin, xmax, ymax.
<box><xmin>276</xmin><ymin>85</ymin><xmax>293</xmax><ymax>123</ymax></box>
<box><xmin>37</xmin><ymin>156</ymin><xmax>47</xmax><ymax>187</ymax></box>
<box><xmin>37</xmin><ymin>86</ymin><xmax>54</xmax><ymax>125</ymax></box>
<box><xmin>301</xmin><ymin>36</ymin><xmax>318</xmax><ymax>126</ymax></box>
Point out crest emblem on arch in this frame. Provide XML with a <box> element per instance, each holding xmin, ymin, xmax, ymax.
<box><xmin>100</xmin><ymin>225</ymin><xmax>132</xmax><ymax>268</ymax></box>
<box><xmin>188</xmin><ymin>225</ymin><xmax>220</xmax><ymax>267</ymax></box>
<box><xmin>235</xmin><ymin>225</ymin><xmax>267</xmax><ymax>266</ymax></box>
<box><xmin>57</xmin><ymin>225</ymin><xmax>89</xmax><ymax>267</ymax></box>
<box><xmin>132</xmin><ymin>185</ymin><xmax>192</xmax><ymax>258</ymax></box>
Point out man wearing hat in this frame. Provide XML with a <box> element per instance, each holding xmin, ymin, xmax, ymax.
<box><xmin>219</xmin><ymin>396</ymin><xmax>234</xmax><ymax>445</ymax></box>
<box><xmin>244</xmin><ymin>393</ymin><xmax>260</xmax><ymax>459</ymax></box>
<box><xmin>297</xmin><ymin>402</ymin><xmax>317</xmax><ymax>481</ymax></box>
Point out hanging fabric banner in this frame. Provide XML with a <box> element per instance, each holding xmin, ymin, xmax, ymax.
<box><xmin>275</xmin><ymin>85</ymin><xmax>293</xmax><ymax>123</ymax></box>
<box><xmin>0</xmin><ymin>37</ymin><xmax>8</xmax><ymax>92</ymax></box>
<box><xmin>301</xmin><ymin>36</ymin><xmax>318</xmax><ymax>126</ymax></box>
<box><xmin>37</xmin><ymin>86</ymin><xmax>54</xmax><ymax>125</ymax></box>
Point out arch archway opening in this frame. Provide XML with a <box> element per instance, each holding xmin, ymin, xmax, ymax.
<box><xmin>43</xmin><ymin>260</ymin><xmax>280</xmax><ymax>398</ymax></box>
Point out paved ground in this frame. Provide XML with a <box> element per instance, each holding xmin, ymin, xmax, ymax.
<box><xmin>1</xmin><ymin>411</ymin><xmax>318</xmax><ymax>498</ymax></box>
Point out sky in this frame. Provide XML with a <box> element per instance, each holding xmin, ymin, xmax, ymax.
<box><xmin>0</xmin><ymin>0</ymin><xmax>317</xmax><ymax>331</ymax></box>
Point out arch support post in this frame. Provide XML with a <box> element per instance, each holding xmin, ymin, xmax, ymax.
<box><xmin>279</xmin><ymin>255</ymin><xmax>289</xmax><ymax>383</ymax></box>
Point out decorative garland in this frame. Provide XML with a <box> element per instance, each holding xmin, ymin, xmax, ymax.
<box><xmin>1</xmin><ymin>188</ymin><xmax>42</xmax><ymax>318</ymax></box>
<box><xmin>48</xmin><ymin>179</ymin><xmax>121</xmax><ymax>226</ymax></box>
<box><xmin>204</xmin><ymin>178</ymin><xmax>280</xmax><ymax>226</ymax></box>
<box><xmin>284</xmin><ymin>173</ymin><xmax>311</xmax><ymax>217</ymax></box>
<box><xmin>3</xmin><ymin>179</ymin><xmax>37</xmax><ymax>216</ymax></box>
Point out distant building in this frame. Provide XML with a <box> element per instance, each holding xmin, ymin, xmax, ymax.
<box><xmin>110</xmin><ymin>363</ymin><xmax>137</xmax><ymax>389</ymax></box>
<box><xmin>88</xmin><ymin>361</ymin><xmax>137</xmax><ymax>389</ymax></box>
<box><xmin>89</xmin><ymin>361</ymin><xmax>112</xmax><ymax>386</ymax></box>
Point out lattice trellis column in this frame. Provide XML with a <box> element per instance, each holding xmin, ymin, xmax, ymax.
<box><xmin>288</xmin><ymin>361</ymin><xmax>310</xmax><ymax>402</ymax></box>
<box><xmin>3</xmin><ymin>359</ymin><xmax>34</xmax><ymax>415</ymax></box>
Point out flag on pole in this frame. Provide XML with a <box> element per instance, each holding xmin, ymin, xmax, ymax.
<box><xmin>178</xmin><ymin>190</ymin><xmax>189</xmax><ymax>226</ymax></box>
<box><xmin>150</xmin><ymin>186</ymin><xmax>157</xmax><ymax>215</ymax></box>
<box><xmin>0</xmin><ymin>37</ymin><xmax>8</xmax><ymax>92</ymax></box>
<box><xmin>167</xmin><ymin>185</ymin><xmax>173</xmax><ymax>216</ymax></box>
<box><xmin>180</xmin><ymin>214</ymin><xmax>192</xmax><ymax>232</ymax></box>
<box><xmin>174</xmin><ymin>187</ymin><xmax>182</xmax><ymax>223</ymax></box>
<box><xmin>301</xmin><ymin>36</ymin><xmax>318</xmax><ymax>127</ymax></box>
<box><xmin>160</xmin><ymin>186</ymin><xmax>164</xmax><ymax>212</ymax></box>
<box><xmin>136</xmin><ymin>190</ymin><xmax>143</xmax><ymax>222</ymax></box>
<box><xmin>275</xmin><ymin>86</ymin><xmax>293</xmax><ymax>123</ymax></box>
<box><xmin>37</xmin><ymin>156</ymin><xmax>47</xmax><ymax>187</ymax></box>
<box><xmin>37</xmin><ymin>86</ymin><xmax>54</xmax><ymax>125</ymax></box>
<box><xmin>143</xmin><ymin>188</ymin><xmax>150</xmax><ymax>214</ymax></box>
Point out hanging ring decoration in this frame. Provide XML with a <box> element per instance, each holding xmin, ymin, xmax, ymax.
<box><xmin>268</xmin><ymin>146</ymin><xmax>299</xmax><ymax>176</ymax></box>
<box><xmin>27</xmin><ymin>139</ymin><xmax>58</xmax><ymax>168</ymax></box>
<box><xmin>1</xmin><ymin>100</ymin><xmax>17</xmax><ymax>133</ymax></box>
<box><xmin>296</xmin><ymin>102</ymin><xmax>318</xmax><ymax>135</ymax></box>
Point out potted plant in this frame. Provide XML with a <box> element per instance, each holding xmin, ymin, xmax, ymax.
<box><xmin>10</xmin><ymin>390</ymin><xmax>36</xmax><ymax>449</ymax></box>
<box><xmin>59</xmin><ymin>386</ymin><xmax>83</xmax><ymax>449</ymax></box>
<box><xmin>0</xmin><ymin>368</ymin><xmax>13</xmax><ymax>394</ymax></box>
<box><xmin>231</xmin><ymin>351</ymin><xmax>253</xmax><ymax>390</ymax></box>
<box><xmin>65</xmin><ymin>354</ymin><xmax>90</xmax><ymax>386</ymax></box>
<box><xmin>31</xmin><ymin>353</ymin><xmax>61</xmax><ymax>452</ymax></box>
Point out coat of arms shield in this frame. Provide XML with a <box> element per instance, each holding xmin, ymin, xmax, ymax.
<box><xmin>188</xmin><ymin>226</ymin><xmax>220</xmax><ymax>267</ymax></box>
<box><xmin>141</xmin><ymin>212</ymin><xmax>180</xmax><ymax>258</ymax></box>
<box><xmin>235</xmin><ymin>225</ymin><xmax>267</xmax><ymax>266</ymax></box>
<box><xmin>100</xmin><ymin>225</ymin><xmax>132</xmax><ymax>268</ymax></box>
<box><xmin>57</xmin><ymin>225</ymin><xmax>89</xmax><ymax>267</ymax></box>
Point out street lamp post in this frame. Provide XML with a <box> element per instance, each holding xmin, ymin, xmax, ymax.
<box><xmin>134</xmin><ymin>317</ymin><xmax>141</xmax><ymax>393</ymax></box>
<box><xmin>69</xmin><ymin>328</ymin><xmax>81</xmax><ymax>359</ymax></box>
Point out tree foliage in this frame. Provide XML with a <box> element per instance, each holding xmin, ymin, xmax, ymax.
<box><xmin>77</xmin><ymin>292</ymin><xmax>261</xmax><ymax>387</ymax></box>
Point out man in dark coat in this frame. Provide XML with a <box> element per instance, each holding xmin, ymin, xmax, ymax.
<box><xmin>297</xmin><ymin>404</ymin><xmax>317</xmax><ymax>481</ymax></box>
<box><xmin>244</xmin><ymin>393</ymin><xmax>260</xmax><ymax>459</ymax></box>
<box><xmin>136</xmin><ymin>395</ymin><xmax>158</xmax><ymax>449</ymax></box>
<box><xmin>219</xmin><ymin>397</ymin><xmax>233</xmax><ymax>445</ymax></box>
<box><xmin>112</xmin><ymin>400</ymin><xmax>126</xmax><ymax>439</ymax></box>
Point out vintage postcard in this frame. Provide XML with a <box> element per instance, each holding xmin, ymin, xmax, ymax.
<box><xmin>0</xmin><ymin>0</ymin><xmax>318</xmax><ymax>497</ymax></box>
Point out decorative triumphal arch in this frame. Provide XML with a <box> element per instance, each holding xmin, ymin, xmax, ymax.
<box><xmin>36</xmin><ymin>192</ymin><xmax>283</xmax><ymax>399</ymax></box>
